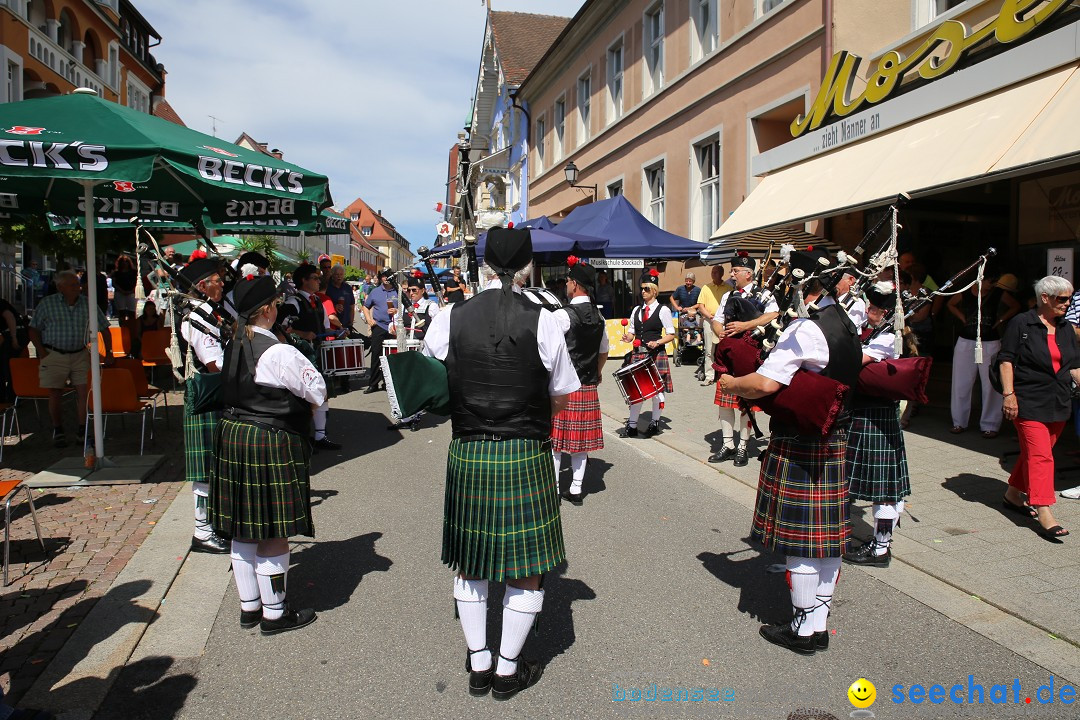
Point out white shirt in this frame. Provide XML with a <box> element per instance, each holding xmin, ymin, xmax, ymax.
<box><xmin>180</xmin><ymin>300</ymin><xmax>224</xmax><ymax>369</ymax></box>
<box><xmin>283</xmin><ymin>290</ymin><xmax>331</xmax><ymax>331</ymax></box>
<box><xmin>841</xmin><ymin>293</ymin><xmax>868</xmax><ymax>328</ymax></box>
<box><xmin>394</xmin><ymin>296</ymin><xmax>440</xmax><ymax>337</ymax></box>
<box><xmin>553</xmin><ymin>296</ymin><xmax>610</xmax><ymax>354</ymax></box>
<box><xmin>629</xmin><ymin>300</ymin><xmax>675</xmax><ymax>336</ymax></box>
<box><xmin>757</xmin><ymin>296</ymin><xmax>841</xmax><ymax>386</ymax></box>
<box><xmin>423</xmin><ymin>280</ymin><xmax>581</xmax><ymax>397</ymax></box>
<box><xmin>862</xmin><ymin>326</ymin><xmax>898</xmax><ymax>362</ymax></box>
<box><xmin>250</xmin><ymin>326</ymin><xmax>327</xmax><ymax>406</ymax></box>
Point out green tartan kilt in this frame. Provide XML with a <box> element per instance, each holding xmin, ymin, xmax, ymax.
<box><xmin>208</xmin><ymin>418</ymin><xmax>314</xmax><ymax>540</ymax></box>
<box><xmin>183</xmin><ymin>402</ymin><xmax>221</xmax><ymax>485</ymax></box>
<box><xmin>443</xmin><ymin>437</ymin><xmax>565</xmax><ymax>581</ymax></box>
<box><xmin>847</xmin><ymin>401</ymin><xmax>912</xmax><ymax>503</ymax></box>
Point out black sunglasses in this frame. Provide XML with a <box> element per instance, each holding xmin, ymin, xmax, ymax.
<box><xmin>1050</xmin><ymin>295</ymin><xmax>1071</xmax><ymax>304</ymax></box>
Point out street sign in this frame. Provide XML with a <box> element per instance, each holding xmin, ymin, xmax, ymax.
<box><xmin>591</xmin><ymin>258</ymin><xmax>644</xmax><ymax>269</ymax></box>
<box><xmin>436</xmin><ymin>221</ymin><xmax>454</xmax><ymax>238</ymax></box>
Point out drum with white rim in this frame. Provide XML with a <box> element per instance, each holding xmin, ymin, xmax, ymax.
<box><xmin>613</xmin><ymin>356</ymin><xmax>664</xmax><ymax>405</ymax></box>
<box><xmin>382</xmin><ymin>339</ymin><xmax>423</xmax><ymax>357</ymax></box>
<box><xmin>320</xmin><ymin>338</ymin><xmax>366</xmax><ymax>376</ymax></box>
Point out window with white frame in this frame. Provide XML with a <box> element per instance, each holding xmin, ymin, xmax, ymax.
<box><xmin>643</xmin><ymin>161</ymin><xmax>665</xmax><ymax>228</ymax></box>
<box><xmin>606</xmin><ymin>40</ymin><xmax>623</xmax><ymax>124</ymax></box>
<box><xmin>913</xmin><ymin>0</ymin><xmax>968</xmax><ymax>27</ymax></box>
<box><xmin>691</xmin><ymin>0</ymin><xmax>717</xmax><ymax>63</ymax></box>
<box><xmin>554</xmin><ymin>97</ymin><xmax>566</xmax><ymax>162</ymax></box>
<box><xmin>6</xmin><ymin>62</ymin><xmax>21</xmax><ymax>103</ymax></box>
<box><xmin>690</xmin><ymin>135</ymin><xmax>721</xmax><ymax>242</ymax></box>
<box><xmin>643</xmin><ymin>3</ymin><xmax>664</xmax><ymax>97</ymax></box>
<box><xmin>754</xmin><ymin>0</ymin><xmax>787</xmax><ymax>18</ymax></box>
<box><xmin>535</xmin><ymin>116</ymin><xmax>546</xmax><ymax>174</ymax></box>
<box><xmin>126</xmin><ymin>76</ymin><xmax>149</xmax><ymax>113</ymax></box>
<box><xmin>606</xmin><ymin>179</ymin><xmax>623</xmax><ymax>198</ymax></box>
<box><xmin>577</xmin><ymin>71</ymin><xmax>591</xmax><ymax>145</ymax></box>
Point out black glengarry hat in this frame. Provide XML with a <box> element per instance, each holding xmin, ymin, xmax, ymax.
<box><xmin>406</xmin><ymin>270</ymin><xmax>425</xmax><ymax>288</ymax></box>
<box><xmin>639</xmin><ymin>267</ymin><xmax>660</xmax><ymax>288</ymax></box>
<box><xmin>179</xmin><ymin>257</ymin><xmax>221</xmax><ymax>290</ymax></box>
<box><xmin>566</xmin><ymin>256</ymin><xmax>596</xmax><ymax>289</ymax></box>
<box><xmin>730</xmin><ymin>251</ymin><xmax>755</xmax><ymax>270</ymax></box>
<box><xmin>865</xmin><ymin>280</ymin><xmax>897</xmax><ymax>310</ymax></box>
<box><xmin>233</xmin><ymin>276</ymin><xmax>278</xmax><ymax>319</ymax></box>
<box><xmin>486</xmin><ymin>227</ymin><xmax>533</xmax><ymax>272</ymax></box>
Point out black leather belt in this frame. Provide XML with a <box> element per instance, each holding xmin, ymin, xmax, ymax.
<box><xmin>456</xmin><ymin>434</ymin><xmax>550</xmax><ymax>445</ymax></box>
<box><xmin>44</xmin><ymin>344</ymin><xmax>84</xmax><ymax>355</ymax></box>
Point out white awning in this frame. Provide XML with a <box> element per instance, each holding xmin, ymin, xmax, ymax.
<box><xmin>713</xmin><ymin>63</ymin><xmax>1080</xmax><ymax>239</ymax></box>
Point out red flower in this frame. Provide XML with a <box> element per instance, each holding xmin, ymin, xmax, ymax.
<box><xmin>737</xmin><ymin>250</ymin><xmax>748</xmax><ymax>258</ymax></box>
<box><xmin>567</xmin><ymin>255</ymin><xmax>579</xmax><ymax>267</ymax></box>
<box><xmin>413</xmin><ymin>303</ymin><xmax>419</xmax><ymax>309</ymax></box>
<box><xmin>245</xmin><ymin>274</ymin><xmax>254</xmax><ymax>281</ymax></box>
<box><xmin>633</xmin><ymin>339</ymin><xmax>641</xmax><ymax>348</ymax></box>
<box><xmin>806</xmin><ymin>245</ymin><xmax>814</xmax><ymax>251</ymax></box>
<box><xmin>621</xmin><ymin>318</ymin><xmax>629</xmax><ymax>326</ymax></box>
<box><xmin>649</xmin><ymin>269</ymin><xmax>659</xmax><ymax>278</ymax></box>
<box><xmin>412</xmin><ymin>269</ymin><xmax>423</xmax><ymax>278</ymax></box>
<box><xmin>189</xmin><ymin>248</ymin><xmax>207</xmax><ymax>260</ymax></box>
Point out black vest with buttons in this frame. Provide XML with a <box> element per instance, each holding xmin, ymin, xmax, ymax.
<box><xmin>446</xmin><ymin>289</ymin><xmax>551</xmax><ymax>440</ymax></box>
<box><xmin>223</xmin><ymin>332</ymin><xmax>311</xmax><ymax>436</ymax></box>
<box><xmin>563</xmin><ymin>301</ymin><xmax>605</xmax><ymax>386</ymax></box>
<box><xmin>633</xmin><ymin>303</ymin><xmax>663</xmax><ymax>343</ymax></box>
<box><xmin>292</xmin><ymin>292</ymin><xmax>325</xmax><ymax>336</ymax></box>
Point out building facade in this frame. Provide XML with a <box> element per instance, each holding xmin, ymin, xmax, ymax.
<box><xmin>342</xmin><ymin>197</ymin><xmax>412</xmax><ymax>273</ymax></box>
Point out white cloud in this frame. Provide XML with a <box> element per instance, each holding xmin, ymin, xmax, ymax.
<box><xmin>139</xmin><ymin>0</ymin><xmax>584</xmax><ymax>256</ymax></box>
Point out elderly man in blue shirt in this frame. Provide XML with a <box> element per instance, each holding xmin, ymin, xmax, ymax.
<box><xmin>362</xmin><ymin>269</ymin><xmax>398</xmax><ymax>393</ymax></box>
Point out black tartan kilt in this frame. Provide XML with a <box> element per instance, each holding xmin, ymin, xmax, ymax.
<box><xmin>443</xmin><ymin>437</ymin><xmax>565</xmax><ymax>581</ymax></box>
<box><xmin>183</xmin><ymin>405</ymin><xmax>220</xmax><ymax>485</ymax></box>
<box><xmin>208</xmin><ymin>418</ymin><xmax>314</xmax><ymax>540</ymax></box>
<box><xmin>847</xmin><ymin>401</ymin><xmax>912</xmax><ymax>503</ymax></box>
<box><xmin>629</xmin><ymin>349</ymin><xmax>673</xmax><ymax>393</ymax></box>
<box><xmin>750</xmin><ymin>431</ymin><xmax>850</xmax><ymax>558</ymax></box>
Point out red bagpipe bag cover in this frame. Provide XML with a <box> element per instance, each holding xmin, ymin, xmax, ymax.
<box><xmin>856</xmin><ymin>356</ymin><xmax>933</xmax><ymax>404</ymax></box>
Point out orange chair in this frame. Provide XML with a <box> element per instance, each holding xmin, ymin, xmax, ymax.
<box><xmin>0</xmin><ymin>402</ymin><xmax>16</xmax><ymax>463</ymax></box>
<box><xmin>10</xmin><ymin>357</ymin><xmax>70</xmax><ymax>431</ymax></box>
<box><xmin>1</xmin><ymin>478</ymin><xmax>46</xmax><ymax>586</ymax></box>
<box><xmin>108</xmin><ymin>326</ymin><xmax>131</xmax><ymax>358</ymax></box>
<box><xmin>139</xmin><ymin>329</ymin><xmax>172</xmax><ymax>386</ymax></box>
<box><xmin>83</xmin><ymin>368</ymin><xmax>154</xmax><ymax>455</ymax></box>
<box><xmin>113</xmin><ymin>357</ymin><xmax>169</xmax><ymax>427</ymax></box>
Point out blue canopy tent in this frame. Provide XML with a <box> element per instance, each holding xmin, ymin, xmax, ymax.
<box><xmin>518</xmin><ymin>216</ymin><xmax>555</xmax><ymax>230</ymax></box>
<box><xmin>556</xmin><ymin>196</ymin><xmax>706</xmax><ymax>259</ymax></box>
<box><xmin>476</xmin><ymin>227</ymin><xmax>608</xmax><ymax>262</ymax></box>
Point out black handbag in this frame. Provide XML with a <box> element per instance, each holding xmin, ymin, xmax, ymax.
<box><xmin>184</xmin><ymin>371</ymin><xmax>224</xmax><ymax>414</ymax></box>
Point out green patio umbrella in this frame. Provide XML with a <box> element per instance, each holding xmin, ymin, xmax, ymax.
<box><xmin>0</xmin><ymin>88</ymin><xmax>332</xmax><ymax>462</ymax></box>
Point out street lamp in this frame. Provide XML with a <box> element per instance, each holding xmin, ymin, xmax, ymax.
<box><xmin>563</xmin><ymin>161</ymin><xmax>597</xmax><ymax>202</ymax></box>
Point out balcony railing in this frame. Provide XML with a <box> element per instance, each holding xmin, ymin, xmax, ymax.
<box><xmin>27</xmin><ymin>25</ymin><xmax>104</xmax><ymax>96</ymax></box>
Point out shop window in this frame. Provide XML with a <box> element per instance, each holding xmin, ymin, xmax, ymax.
<box><xmin>577</xmin><ymin>70</ymin><xmax>591</xmax><ymax>146</ymax></box>
<box><xmin>607</xmin><ymin>39</ymin><xmax>624</xmax><ymax>124</ymax></box>
<box><xmin>644</xmin><ymin>3</ymin><xmax>664</xmax><ymax>98</ymax></box>
<box><xmin>691</xmin><ymin>0</ymin><xmax>717</xmax><ymax>63</ymax></box>
<box><xmin>691</xmin><ymin>135</ymin><xmax>721</xmax><ymax>242</ymax></box>
<box><xmin>643</xmin><ymin>161</ymin><xmax>665</xmax><ymax>228</ymax></box>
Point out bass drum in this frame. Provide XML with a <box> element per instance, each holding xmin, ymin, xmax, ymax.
<box><xmin>520</xmin><ymin>287</ymin><xmax>563</xmax><ymax>311</ymax></box>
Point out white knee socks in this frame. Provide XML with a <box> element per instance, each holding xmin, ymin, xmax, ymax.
<box><xmin>498</xmin><ymin>587</ymin><xmax>544</xmax><ymax>676</ymax></box>
<box><xmin>314</xmin><ymin>401</ymin><xmax>329</xmax><ymax>441</ymax></box>
<box><xmin>256</xmin><ymin>552</ymin><xmax>290</xmax><ymax>621</ymax></box>
<box><xmin>814</xmin><ymin>557</ymin><xmax>841</xmax><ymax>632</ymax></box>
<box><xmin>551</xmin><ymin>450</ymin><xmax>562</xmax><ymax>476</ymax></box>
<box><xmin>872</xmin><ymin>502</ymin><xmax>902</xmax><ymax>556</ymax></box>
<box><xmin>192</xmin><ymin>482</ymin><xmax>211</xmax><ymax>540</ymax></box>
<box><xmin>651</xmin><ymin>395</ymin><xmax>662</xmax><ymax>418</ymax></box>
<box><xmin>718</xmin><ymin>408</ymin><xmax>736</xmax><ymax>449</ymax></box>
<box><xmin>230</xmin><ymin>541</ymin><xmax>261</xmax><ymax>612</ymax></box>
<box><xmin>628</xmin><ymin>403</ymin><xmax>641</xmax><ymax>427</ymax></box>
<box><xmin>454</xmin><ymin>577</ymin><xmax>491</xmax><ymax>672</ymax></box>
<box><xmin>786</xmin><ymin>557</ymin><xmax>817</xmax><ymax>637</ymax></box>
<box><xmin>569</xmin><ymin>453</ymin><xmax>587</xmax><ymax>495</ymax></box>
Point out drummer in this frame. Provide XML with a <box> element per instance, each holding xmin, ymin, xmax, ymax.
<box><xmin>395</xmin><ymin>271</ymin><xmax>439</xmax><ymax>342</ymax></box>
<box><xmin>620</xmin><ymin>268</ymin><xmax>675</xmax><ymax>438</ymax></box>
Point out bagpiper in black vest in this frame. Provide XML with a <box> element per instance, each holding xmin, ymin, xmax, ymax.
<box><xmin>291</xmin><ymin>291</ymin><xmax>326</xmax><ymax>338</ymax></box>
<box><xmin>223</xmin><ymin>331</ymin><xmax>311</xmax><ymax>436</ymax></box>
<box><xmin>446</xmin><ymin>289</ymin><xmax>551</xmax><ymax>440</ymax></box>
<box><xmin>632</xmin><ymin>303</ymin><xmax>664</xmax><ymax>344</ymax></box>
<box><xmin>563</xmin><ymin>301</ymin><xmax>605</xmax><ymax>386</ymax></box>
<box><xmin>403</xmin><ymin>300</ymin><xmax>436</xmax><ymax>341</ymax></box>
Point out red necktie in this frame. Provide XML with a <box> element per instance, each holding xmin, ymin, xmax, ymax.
<box><xmin>642</xmin><ymin>304</ymin><xmax>650</xmax><ymax>321</ymax></box>
<box><xmin>310</xmin><ymin>296</ymin><xmax>318</xmax><ymax>309</ymax></box>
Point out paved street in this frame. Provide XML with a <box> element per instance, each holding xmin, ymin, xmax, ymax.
<box><xmin>78</xmin><ymin>364</ymin><xmax>1080</xmax><ymax>720</ymax></box>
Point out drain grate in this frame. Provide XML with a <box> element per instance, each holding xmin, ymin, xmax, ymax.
<box><xmin>786</xmin><ymin>709</ymin><xmax>840</xmax><ymax>720</ymax></box>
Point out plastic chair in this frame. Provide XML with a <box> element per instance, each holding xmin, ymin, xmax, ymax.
<box><xmin>1</xmin><ymin>478</ymin><xmax>46</xmax><ymax>586</ymax></box>
<box><xmin>84</xmin><ymin>368</ymin><xmax>154</xmax><ymax>455</ymax></box>
<box><xmin>10</xmin><ymin>357</ymin><xmax>70</xmax><ymax>431</ymax></box>
<box><xmin>113</xmin><ymin>357</ymin><xmax>169</xmax><ymax>428</ymax></box>
<box><xmin>139</xmin><ymin>329</ymin><xmax>172</xmax><ymax>384</ymax></box>
<box><xmin>108</xmin><ymin>326</ymin><xmax>131</xmax><ymax>358</ymax></box>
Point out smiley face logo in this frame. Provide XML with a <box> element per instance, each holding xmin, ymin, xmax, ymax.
<box><xmin>848</xmin><ymin>678</ymin><xmax>876</xmax><ymax>708</ymax></box>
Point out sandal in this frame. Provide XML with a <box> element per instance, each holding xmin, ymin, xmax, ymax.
<box><xmin>1002</xmin><ymin>497</ymin><xmax>1038</xmax><ymax>519</ymax></box>
<box><xmin>949</xmin><ymin>426</ymin><xmax>965</xmax><ymax>434</ymax></box>
<box><xmin>1036</xmin><ymin>524</ymin><xmax>1070</xmax><ymax>540</ymax></box>
<box><xmin>981</xmin><ymin>431</ymin><xmax>999</xmax><ymax>439</ymax></box>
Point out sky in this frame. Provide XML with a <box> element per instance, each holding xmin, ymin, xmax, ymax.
<box><xmin>138</xmin><ymin>0</ymin><xmax>586</xmax><ymax>254</ymax></box>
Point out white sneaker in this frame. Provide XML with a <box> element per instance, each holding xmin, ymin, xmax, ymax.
<box><xmin>1061</xmin><ymin>486</ymin><xmax>1080</xmax><ymax>499</ymax></box>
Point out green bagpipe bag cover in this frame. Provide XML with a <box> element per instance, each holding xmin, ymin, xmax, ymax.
<box><xmin>381</xmin><ymin>351</ymin><xmax>451</xmax><ymax>419</ymax></box>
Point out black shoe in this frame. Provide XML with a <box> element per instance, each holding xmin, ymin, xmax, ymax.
<box><xmin>842</xmin><ymin>540</ymin><xmax>891</xmax><ymax>567</ymax></box>
<box><xmin>759</xmin><ymin>623</ymin><xmax>816</xmax><ymax>655</ymax></box>
<box><xmin>491</xmin><ymin>657</ymin><xmax>544</xmax><ymax>700</ymax></box>
<box><xmin>240</xmin><ymin>609</ymin><xmax>262</xmax><ymax>629</ymax></box>
<box><xmin>52</xmin><ymin>428</ymin><xmax>67</xmax><ymax>448</ymax></box>
<box><xmin>620</xmin><ymin>424</ymin><xmax>638</xmax><ymax>438</ymax></box>
<box><xmin>260</xmin><ymin>606</ymin><xmax>317</xmax><ymax>635</ymax></box>
<box><xmin>363</xmin><ymin>383</ymin><xmax>382</xmax><ymax>394</ymax></box>
<box><xmin>733</xmin><ymin>447</ymin><xmax>749</xmax><ymax>467</ymax></box>
<box><xmin>466</xmin><ymin>648</ymin><xmax>495</xmax><ymax>696</ymax></box>
<box><xmin>190</xmin><ymin>532</ymin><xmax>230</xmax><ymax>554</ymax></box>
<box><xmin>312</xmin><ymin>436</ymin><xmax>342</xmax><ymax>451</ymax></box>
<box><xmin>813</xmin><ymin>630</ymin><xmax>829</xmax><ymax>652</ymax></box>
<box><xmin>708</xmin><ymin>447</ymin><xmax>736</xmax><ymax>463</ymax></box>
<box><xmin>560</xmin><ymin>489</ymin><xmax>584</xmax><ymax>506</ymax></box>
<box><xmin>644</xmin><ymin>420</ymin><xmax>660</xmax><ymax>437</ymax></box>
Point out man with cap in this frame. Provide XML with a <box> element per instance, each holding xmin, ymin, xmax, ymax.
<box><xmin>281</xmin><ymin>263</ymin><xmax>340</xmax><ymax>451</ymax></box>
<box><xmin>423</xmin><ymin>226</ymin><xmax>579</xmax><ymax>699</ymax></box>
<box><xmin>709</xmin><ymin>252</ymin><xmax>778</xmax><ymax>466</ymax></box>
<box><xmin>223</xmin><ymin>251</ymin><xmax>271</xmax><ymax>318</ymax></box>
<box><xmin>719</xmin><ymin>248</ymin><xmax>861</xmax><ymax>655</ymax></box>
<box><xmin>843</xmin><ymin>280</ymin><xmax>911</xmax><ymax>567</ymax></box>
<box><xmin>317</xmin><ymin>253</ymin><xmax>333</xmax><ymax>291</ymax></box>
<box><xmin>362</xmin><ymin>269</ymin><xmax>398</xmax><ymax>393</ymax></box>
<box><xmin>835</xmin><ymin>267</ymin><xmax>867</xmax><ymax>328</ymax></box>
<box><xmin>396</xmin><ymin>271</ymin><xmax>439</xmax><ymax>343</ymax></box>
<box><xmin>177</xmin><ymin>253</ymin><xmax>231</xmax><ymax>554</ymax></box>
<box><xmin>550</xmin><ymin>256</ymin><xmax>608</xmax><ymax>505</ymax></box>
<box><xmin>620</xmin><ymin>268</ymin><xmax>675</xmax><ymax>438</ymax></box>
<box><xmin>209</xmin><ymin>275</ymin><xmax>325</xmax><ymax>635</ymax></box>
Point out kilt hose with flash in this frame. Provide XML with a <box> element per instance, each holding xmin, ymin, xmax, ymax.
<box><xmin>750</xmin><ymin>430</ymin><xmax>851</xmax><ymax>558</ymax></box>
<box><xmin>209</xmin><ymin>418</ymin><xmax>314</xmax><ymax>540</ymax></box>
<box><xmin>443</xmin><ymin>437</ymin><xmax>566</xmax><ymax>582</ymax></box>
<box><xmin>551</xmin><ymin>384</ymin><xmax>604</xmax><ymax>454</ymax></box>
<box><xmin>846</xmin><ymin>400</ymin><xmax>912</xmax><ymax>503</ymax></box>
<box><xmin>629</xmin><ymin>348</ymin><xmax>673</xmax><ymax>394</ymax></box>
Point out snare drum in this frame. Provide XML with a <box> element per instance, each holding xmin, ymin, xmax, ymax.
<box><xmin>320</xmin><ymin>338</ymin><xmax>366</xmax><ymax>377</ymax></box>
<box><xmin>382</xmin><ymin>339</ymin><xmax>423</xmax><ymax>357</ymax></box>
<box><xmin>613</xmin><ymin>357</ymin><xmax>664</xmax><ymax>405</ymax></box>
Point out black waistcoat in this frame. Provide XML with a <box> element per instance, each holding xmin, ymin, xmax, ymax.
<box><xmin>563</xmin><ymin>301</ymin><xmax>605</xmax><ymax>386</ymax></box>
<box><xmin>292</xmin><ymin>293</ymin><xmax>325</xmax><ymax>337</ymax></box>
<box><xmin>633</xmin><ymin>304</ymin><xmax>663</xmax><ymax>343</ymax></box>
<box><xmin>446</xmin><ymin>290</ymin><xmax>551</xmax><ymax>440</ymax></box>
<box><xmin>223</xmin><ymin>332</ymin><xmax>311</xmax><ymax>436</ymax></box>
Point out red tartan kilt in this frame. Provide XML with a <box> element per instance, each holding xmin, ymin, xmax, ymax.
<box><xmin>714</xmin><ymin>386</ymin><xmax>740</xmax><ymax>409</ymax></box>
<box><xmin>629</xmin><ymin>349</ymin><xmax>673</xmax><ymax>393</ymax></box>
<box><xmin>551</xmin><ymin>384</ymin><xmax>604</xmax><ymax>453</ymax></box>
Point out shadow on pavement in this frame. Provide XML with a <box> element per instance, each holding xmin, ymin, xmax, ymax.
<box><xmin>556</xmin><ymin>459</ymin><xmax>612</xmax><ymax>498</ymax></box>
<box><xmin>697</xmin><ymin>546</ymin><xmax>788</xmax><ymax>624</ymax></box>
<box><xmin>290</xmin><ymin>531</ymin><xmax>393</xmax><ymax>613</ymax></box>
<box><xmin>308</xmin><ymin>489</ymin><xmax>339</xmax><ymax>509</ymax></box>
<box><xmin>308</xmin><ymin>409</ymin><xmax>408</xmax><ymax>469</ymax></box>
<box><xmin>82</xmin><ymin>655</ymin><xmax>197</xmax><ymax>720</ymax></box>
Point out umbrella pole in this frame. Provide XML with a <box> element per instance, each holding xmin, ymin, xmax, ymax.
<box><xmin>82</xmin><ymin>181</ymin><xmax>106</xmax><ymax>462</ymax></box>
